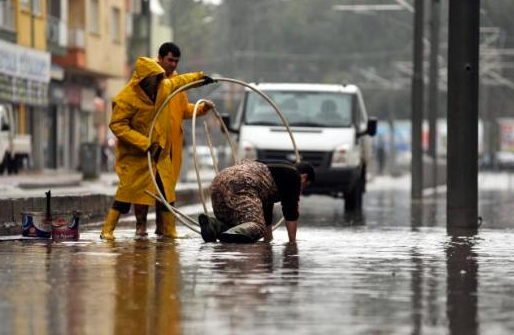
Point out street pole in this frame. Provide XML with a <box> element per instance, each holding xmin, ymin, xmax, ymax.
<box><xmin>411</xmin><ymin>0</ymin><xmax>424</xmax><ymax>200</ymax></box>
<box><xmin>447</xmin><ymin>0</ymin><xmax>479</xmax><ymax>232</ymax></box>
<box><xmin>428</xmin><ymin>0</ymin><xmax>440</xmax><ymax>189</ymax></box>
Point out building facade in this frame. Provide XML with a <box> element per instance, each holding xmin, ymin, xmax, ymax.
<box><xmin>0</xmin><ymin>0</ymin><xmax>128</xmax><ymax>173</ymax></box>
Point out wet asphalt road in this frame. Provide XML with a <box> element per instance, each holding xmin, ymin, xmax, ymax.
<box><xmin>1</xmin><ymin>173</ymin><xmax>514</xmax><ymax>335</ymax></box>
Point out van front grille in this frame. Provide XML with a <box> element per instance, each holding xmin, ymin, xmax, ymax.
<box><xmin>257</xmin><ymin>150</ymin><xmax>330</xmax><ymax>168</ymax></box>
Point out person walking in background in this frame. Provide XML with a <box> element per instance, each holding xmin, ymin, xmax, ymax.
<box><xmin>133</xmin><ymin>42</ymin><xmax>215</xmax><ymax>238</ymax></box>
<box><xmin>100</xmin><ymin>56</ymin><xmax>214</xmax><ymax>240</ymax></box>
<box><xmin>199</xmin><ymin>159</ymin><xmax>315</xmax><ymax>243</ymax></box>
<box><xmin>375</xmin><ymin>135</ymin><xmax>387</xmax><ymax>175</ymax></box>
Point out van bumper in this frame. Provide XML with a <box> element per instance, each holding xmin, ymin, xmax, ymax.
<box><xmin>303</xmin><ymin>166</ymin><xmax>362</xmax><ymax>198</ymax></box>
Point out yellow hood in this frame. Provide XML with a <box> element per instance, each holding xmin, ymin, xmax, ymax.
<box><xmin>128</xmin><ymin>57</ymin><xmax>166</xmax><ymax>87</ymax></box>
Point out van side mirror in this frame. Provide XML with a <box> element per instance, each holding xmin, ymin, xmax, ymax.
<box><xmin>366</xmin><ymin>118</ymin><xmax>377</xmax><ymax>136</ymax></box>
<box><xmin>219</xmin><ymin>112</ymin><xmax>239</xmax><ymax>134</ymax></box>
<box><xmin>357</xmin><ymin>118</ymin><xmax>377</xmax><ymax>138</ymax></box>
<box><xmin>1</xmin><ymin>123</ymin><xmax>9</xmax><ymax>131</ymax></box>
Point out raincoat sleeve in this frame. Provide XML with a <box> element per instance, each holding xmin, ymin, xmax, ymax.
<box><xmin>109</xmin><ymin>101</ymin><xmax>151</xmax><ymax>152</ymax></box>
<box><xmin>160</xmin><ymin>71</ymin><xmax>204</xmax><ymax>97</ymax></box>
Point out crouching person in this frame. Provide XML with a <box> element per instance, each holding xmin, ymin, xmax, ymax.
<box><xmin>199</xmin><ymin>159</ymin><xmax>315</xmax><ymax>243</ymax></box>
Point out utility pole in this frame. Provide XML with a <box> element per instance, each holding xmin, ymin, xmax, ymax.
<box><xmin>447</xmin><ymin>0</ymin><xmax>480</xmax><ymax>232</ymax></box>
<box><xmin>428</xmin><ymin>0</ymin><xmax>440</xmax><ymax>189</ymax></box>
<box><xmin>411</xmin><ymin>0</ymin><xmax>424</xmax><ymax>200</ymax></box>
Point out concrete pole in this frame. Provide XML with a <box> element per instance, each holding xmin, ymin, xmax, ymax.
<box><xmin>447</xmin><ymin>0</ymin><xmax>479</xmax><ymax>232</ymax></box>
<box><xmin>411</xmin><ymin>0</ymin><xmax>424</xmax><ymax>200</ymax></box>
<box><xmin>428</xmin><ymin>0</ymin><xmax>440</xmax><ymax>188</ymax></box>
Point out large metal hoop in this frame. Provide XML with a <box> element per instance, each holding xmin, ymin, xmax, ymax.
<box><xmin>189</xmin><ymin>79</ymin><xmax>299</xmax><ymax>231</ymax></box>
<box><xmin>147</xmin><ymin>77</ymin><xmax>300</xmax><ymax>234</ymax></box>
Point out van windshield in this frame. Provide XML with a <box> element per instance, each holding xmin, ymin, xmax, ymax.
<box><xmin>244</xmin><ymin>90</ymin><xmax>353</xmax><ymax>127</ymax></box>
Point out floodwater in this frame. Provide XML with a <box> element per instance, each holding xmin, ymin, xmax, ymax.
<box><xmin>1</xmin><ymin>173</ymin><xmax>514</xmax><ymax>335</ymax></box>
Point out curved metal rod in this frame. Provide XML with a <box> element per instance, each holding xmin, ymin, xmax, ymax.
<box><xmin>204</xmin><ymin>121</ymin><xmax>219</xmax><ymax>174</ymax></box>
<box><xmin>191</xmin><ymin>99</ymin><xmax>211</xmax><ymax>215</ymax></box>
<box><xmin>211</xmin><ymin>107</ymin><xmax>238</xmax><ymax>165</ymax></box>
<box><xmin>147</xmin><ymin>77</ymin><xmax>300</xmax><ymax>235</ymax></box>
<box><xmin>144</xmin><ymin>190</ymin><xmax>200</xmax><ymax>231</ymax></box>
<box><xmin>189</xmin><ymin>79</ymin><xmax>299</xmax><ymax>231</ymax></box>
<box><xmin>147</xmin><ymin>79</ymin><xmax>205</xmax><ymax>234</ymax></box>
<box><xmin>213</xmin><ymin>78</ymin><xmax>300</xmax><ymax>162</ymax></box>
<box><xmin>273</xmin><ymin>217</ymin><xmax>284</xmax><ymax>231</ymax></box>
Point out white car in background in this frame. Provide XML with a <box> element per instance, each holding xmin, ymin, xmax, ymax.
<box><xmin>496</xmin><ymin>151</ymin><xmax>514</xmax><ymax>170</ymax></box>
<box><xmin>0</xmin><ymin>104</ymin><xmax>31</xmax><ymax>174</ymax></box>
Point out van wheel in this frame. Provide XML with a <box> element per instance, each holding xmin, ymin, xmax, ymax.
<box><xmin>344</xmin><ymin>176</ymin><xmax>364</xmax><ymax>211</ymax></box>
<box><xmin>6</xmin><ymin>153</ymin><xmax>17</xmax><ymax>174</ymax></box>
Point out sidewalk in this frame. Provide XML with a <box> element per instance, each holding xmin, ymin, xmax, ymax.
<box><xmin>0</xmin><ymin>169</ymin><xmax>215</xmax><ymax>236</ymax></box>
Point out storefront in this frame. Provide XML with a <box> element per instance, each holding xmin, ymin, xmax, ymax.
<box><xmin>0</xmin><ymin>39</ymin><xmax>50</xmax><ymax>171</ymax></box>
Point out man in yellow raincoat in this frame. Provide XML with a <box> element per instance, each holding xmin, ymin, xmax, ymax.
<box><xmin>133</xmin><ymin>42</ymin><xmax>215</xmax><ymax>238</ymax></box>
<box><xmin>100</xmin><ymin>56</ymin><xmax>214</xmax><ymax>240</ymax></box>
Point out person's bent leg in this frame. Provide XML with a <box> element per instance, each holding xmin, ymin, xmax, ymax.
<box><xmin>101</xmin><ymin>201</ymin><xmax>131</xmax><ymax>240</ymax></box>
<box><xmin>218</xmin><ymin>222</ymin><xmax>263</xmax><ymax>243</ymax></box>
<box><xmin>134</xmin><ymin>204</ymin><xmax>149</xmax><ymax>236</ymax></box>
<box><xmin>217</xmin><ymin>195</ymin><xmax>266</xmax><ymax>243</ymax></box>
<box><xmin>155</xmin><ymin>209</ymin><xmax>163</xmax><ymax>235</ymax></box>
<box><xmin>199</xmin><ymin>214</ymin><xmax>230</xmax><ymax>242</ymax></box>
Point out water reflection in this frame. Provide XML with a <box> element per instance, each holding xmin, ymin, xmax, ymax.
<box><xmin>114</xmin><ymin>239</ymin><xmax>182</xmax><ymax>335</ymax></box>
<box><xmin>411</xmin><ymin>248</ymin><xmax>423</xmax><ymax>335</ymax></box>
<box><xmin>341</xmin><ymin>210</ymin><xmax>366</xmax><ymax>227</ymax></box>
<box><xmin>446</xmin><ymin>236</ymin><xmax>478</xmax><ymax>335</ymax></box>
<box><xmin>282</xmin><ymin>242</ymin><xmax>299</xmax><ymax>279</ymax></box>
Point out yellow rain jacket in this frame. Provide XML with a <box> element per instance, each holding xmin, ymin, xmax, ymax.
<box><xmin>110</xmin><ymin>57</ymin><xmax>204</xmax><ymax>205</ymax></box>
<box><xmin>165</xmin><ymin>70</ymin><xmax>209</xmax><ymax>202</ymax></box>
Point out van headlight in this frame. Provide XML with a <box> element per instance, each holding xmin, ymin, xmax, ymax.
<box><xmin>331</xmin><ymin>144</ymin><xmax>350</xmax><ymax>168</ymax></box>
<box><xmin>240</xmin><ymin>141</ymin><xmax>257</xmax><ymax>160</ymax></box>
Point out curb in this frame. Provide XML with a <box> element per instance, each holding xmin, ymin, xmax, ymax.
<box><xmin>0</xmin><ymin>186</ymin><xmax>210</xmax><ymax>236</ymax></box>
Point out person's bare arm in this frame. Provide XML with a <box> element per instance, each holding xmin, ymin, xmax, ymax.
<box><xmin>285</xmin><ymin>220</ymin><xmax>298</xmax><ymax>242</ymax></box>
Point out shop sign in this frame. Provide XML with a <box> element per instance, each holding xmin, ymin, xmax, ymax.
<box><xmin>0</xmin><ymin>40</ymin><xmax>50</xmax><ymax>83</ymax></box>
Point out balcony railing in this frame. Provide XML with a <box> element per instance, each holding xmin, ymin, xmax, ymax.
<box><xmin>0</xmin><ymin>0</ymin><xmax>15</xmax><ymax>31</ymax></box>
<box><xmin>68</xmin><ymin>27</ymin><xmax>85</xmax><ymax>48</ymax></box>
<box><xmin>47</xmin><ymin>15</ymin><xmax>68</xmax><ymax>47</ymax></box>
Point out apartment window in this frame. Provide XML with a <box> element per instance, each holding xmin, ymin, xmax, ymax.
<box><xmin>90</xmin><ymin>0</ymin><xmax>100</xmax><ymax>34</ymax></box>
<box><xmin>0</xmin><ymin>0</ymin><xmax>16</xmax><ymax>31</ymax></box>
<box><xmin>20</xmin><ymin>0</ymin><xmax>41</xmax><ymax>15</ymax></box>
<box><xmin>111</xmin><ymin>7</ymin><xmax>121</xmax><ymax>43</ymax></box>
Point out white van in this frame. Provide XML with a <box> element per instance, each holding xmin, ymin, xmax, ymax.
<box><xmin>0</xmin><ymin>104</ymin><xmax>32</xmax><ymax>174</ymax></box>
<box><xmin>224</xmin><ymin>83</ymin><xmax>376</xmax><ymax>210</ymax></box>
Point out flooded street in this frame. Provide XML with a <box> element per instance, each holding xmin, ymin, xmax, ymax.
<box><xmin>2</xmin><ymin>173</ymin><xmax>514</xmax><ymax>335</ymax></box>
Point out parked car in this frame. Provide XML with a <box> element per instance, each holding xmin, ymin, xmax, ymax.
<box><xmin>496</xmin><ymin>151</ymin><xmax>514</xmax><ymax>170</ymax></box>
<box><xmin>0</xmin><ymin>104</ymin><xmax>32</xmax><ymax>174</ymax></box>
<box><xmin>223</xmin><ymin>83</ymin><xmax>377</xmax><ymax>211</ymax></box>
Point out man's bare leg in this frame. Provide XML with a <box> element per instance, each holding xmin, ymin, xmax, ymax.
<box><xmin>134</xmin><ymin>204</ymin><xmax>149</xmax><ymax>236</ymax></box>
<box><xmin>155</xmin><ymin>209</ymin><xmax>163</xmax><ymax>235</ymax></box>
